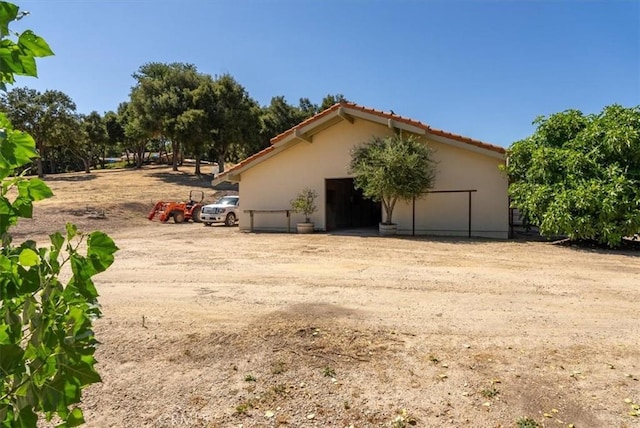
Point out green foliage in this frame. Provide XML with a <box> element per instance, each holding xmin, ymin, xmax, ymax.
<box><xmin>505</xmin><ymin>105</ymin><xmax>640</xmax><ymax>247</ymax></box>
<box><xmin>290</xmin><ymin>187</ymin><xmax>318</xmax><ymax>223</ymax></box>
<box><xmin>79</xmin><ymin>111</ymin><xmax>108</xmax><ymax>170</ymax></box>
<box><xmin>322</xmin><ymin>366</ymin><xmax>336</xmax><ymax>378</ymax></box>
<box><xmin>0</xmin><ymin>3</ymin><xmax>118</xmax><ymax>425</ymax></box>
<box><xmin>0</xmin><ymin>87</ymin><xmax>79</xmax><ymax>177</ymax></box>
<box><xmin>256</xmin><ymin>94</ymin><xmax>346</xmax><ymax>156</ymax></box>
<box><xmin>210</xmin><ymin>73</ymin><xmax>261</xmax><ymax>171</ymax></box>
<box><xmin>129</xmin><ymin>62</ymin><xmax>202</xmax><ymax>170</ymax></box>
<box><xmin>515</xmin><ymin>417</ymin><xmax>540</xmax><ymax>428</ymax></box>
<box><xmin>350</xmin><ymin>133</ymin><xmax>436</xmax><ymax>224</ymax></box>
<box><xmin>0</xmin><ymin>222</ymin><xmax>117</xmax><ymax>426</ymax></box>
<box><xmin>319</xmin><ymin>93</ymin><xmax>347</xmax><ymax>111</ymax></box>
<box><xmin>0</xmin><ymin>2</ymin><xmax>53</xmax><ymax>90</ymax></box>
<box><xmin>480</xmin><ymin>387</ymin><xmax>499</xmax><ymax>398</ymax></box>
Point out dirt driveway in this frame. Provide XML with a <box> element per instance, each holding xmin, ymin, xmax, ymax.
<box><xmin>15</xmin><ymin>167</ymin><xmax>640</xmax><ymax>427</ymax></box>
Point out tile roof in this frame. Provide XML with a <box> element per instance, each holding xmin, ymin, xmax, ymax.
<box><xmin>214</xmin><ymin>102</ymin><xmax>505</xmax><ymax>184</ymax></box>
<box><xmin>271</xmin><ymin>102</ymin><xmax>505</xmax><ymax>155</ymax></box>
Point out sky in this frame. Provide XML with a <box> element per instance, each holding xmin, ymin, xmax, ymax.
<box><xmin>13</xmin><ymin>0</ymin><xmax>640</xmax><ymax>148</ymax></box>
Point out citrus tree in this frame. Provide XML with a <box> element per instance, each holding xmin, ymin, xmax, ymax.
<box><xmin>0</xmin><ymin>2</ymin><xmax>118</xmax><ymax>426</ymax></box>
<box><xmin>505</xmin><ymin>105</ymin><xmax>640</xmax><ymax>247</ymax></box>
<box><xmin>350</xmin><ymin>133</ymin><xmax>436</xmax><ymax>225</ymax></box>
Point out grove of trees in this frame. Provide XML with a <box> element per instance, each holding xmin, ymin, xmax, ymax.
<box><xmin>0</xmin><ymin>58</ymin><xmax>348</xmax><ymax>176</ymax></box>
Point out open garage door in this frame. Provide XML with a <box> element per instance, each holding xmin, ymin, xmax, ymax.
<box><xmin>325</xmin><ymin>178</ymin><xmax>380</xmax><ymax>231</ymax></box>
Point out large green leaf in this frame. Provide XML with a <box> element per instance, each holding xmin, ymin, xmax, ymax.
<box><xmin>0</xmin><ymin>128</ymin><xmax>37</xmax><ymax>170</ymax></box>
<box><xmin>0</xmin><ymin>324</ymin><xmax>11</xmax><ymax>344</ymax></box>
<box><xmin>65</xmin><ymin>223</ymin><xmax>77</xmax><ymax>240</ymax></box>
<box><xmin>0</xmin><ymin>343</ymin><xmax>24</xmax><ymax>374</ymax></box>
<box><xmin>11</xmin><ymin>195</ymin><xmax>33</xmax><ymax>218</ymax></box>
<box><xmin>63</xmin><ymin>360</ymin><xmax>102</xmax><ymax>385</ymax></box>
<box><xmin>16</xmin><ymin>407</ymin><xmax>38</xmax><ymax>427</ymax></box>
<box><xmin>18</xmin><ymin>30</ymin><xmax>53</xmax><ymax>57</ymax></box>
<box><xmin>0</xmin><ymin>43</ymin><xmax>26</xmax><ymax>74</ymax></box>
<box><xmin>18</xmin><ymin>248</ymin><xmax>38</xmax><ymax>266</ymax></box>
<box><xmin>0</xmin><ymin>196</ymin><xmax>14</xmax><ymax>214</ymax></box>
<box><xmin>24</xmin><ymin>178</ymin><xmax>53</xmax><ymax>201</ymax></box>
<box><xmin>65</xmin><ymin>407</ymin><xmax>85</xmax><ymax>427</ymax></box>
<box><xmin>0</xmin><ymin>2</ymin><xmax>18</xmax><ymax>37</ymax></box>
<box><xmin>86</xmin><ymin>231</ymin><xmax>118</xmax><ymax>274</ymax></box>
<box><xmin>17</xmin><ymin>50</ymin><xmax>37</xmax><ymax>77</ymax></box>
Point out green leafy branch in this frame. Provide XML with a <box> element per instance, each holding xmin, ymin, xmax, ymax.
<box><xmin>0</xmin><ymin>1</ymin><xmax>53</xmax><ymax>90</ymax></box>
<box><xmin>0</xmin><ymin>3</ymin><xmax>117</xmax><ymax>426</ymax></box>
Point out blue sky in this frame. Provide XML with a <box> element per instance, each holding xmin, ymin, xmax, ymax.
<box><xmin>14</xmin><ymin>0</ymin><xmax>640</xmax><ymax>147</ymax></box>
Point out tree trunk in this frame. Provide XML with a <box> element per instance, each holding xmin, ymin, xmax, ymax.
<box><xmin>82</xmin><ymin>158</ymin><xmax>91</xmax><ymax>173</ymax></box>
<box><xmin>36</xmin><ymin>157</ymin><xmax>44</xmax><ymax>178</ymax></box>
<box><xmin>36</xmin><ymin>140</ymin><xmax>45</xmax><ymax>177</ymax></box>
<box><xmin>194</xmin><ymin>153</ymin><xmax>201</xmax><ymax>175</ymax></box>
<box><xmin>135</xmin><ymin>147</ymin><xmax>144</xmax><ymax>168</ymax></box>
<box><xmin>217</xmin><ymin>151</ymin><xmax>226</xmax><ymax>173</ymax></box>
<box><xmin>159</xmin><ymin>144</ymin><xmax>167</xmax><ymax>164</ymax></box>
<box><xmin>172</xmin><ymin>140</ymin><xmax>179</xmax><ymax>171</ymax></box>
<box><xmin>382</xmin><ymin>196</ymin><xmax>397</xmax><ymax>224</ymax></box>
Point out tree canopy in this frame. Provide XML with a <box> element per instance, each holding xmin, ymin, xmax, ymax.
<box><xmin>350</xmin><ymin>133</ymin><xmax>436</xmax><ymax>225</ymax></box>
<box><xmin>0</xmin><ymin>87</ymin><xmax>78</xmax><ymax>177</ymax></box>
<box><xmin>505</xmin><ymin>104</ymin><xmax>640</xmax><ymax>247</ymax></box>
<box><xmin>0</xmin><ymin>49</ymin><xmax>348</xmax><ymax>176</ymax></box>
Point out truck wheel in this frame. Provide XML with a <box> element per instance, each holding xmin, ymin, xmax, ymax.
<box><xmin>225</xmin><ymin>212</ymin><xmax>236</xmax><ymax>227</ymax></box>
<box><xmin>173</xmin><ymin>211</ymin><xmax>185</xmax><ymax>223</ymax></box>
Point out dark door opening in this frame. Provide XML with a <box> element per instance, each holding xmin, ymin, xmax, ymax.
<box><xmin>325</xmin><ymin>178</ymin><xmax>380</xmax><ymax>231</ymax></box>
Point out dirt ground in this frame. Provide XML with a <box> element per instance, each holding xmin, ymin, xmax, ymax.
<box><xmin>13</xmin><ymin>166</ymin><xmax>640</xmax><ymax>428</ymax></box>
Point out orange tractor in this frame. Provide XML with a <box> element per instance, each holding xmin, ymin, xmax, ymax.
<box><xmin>148</xmin><ymin>190</ymin><xmax>204</xmax><ymax>223</ymax></box>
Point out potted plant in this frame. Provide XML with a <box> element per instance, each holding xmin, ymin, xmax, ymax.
<box><xmin>350</xmin><ymin>133</ymin><xmax>436</xmax><ymax>236</ymax></box>
<box><xmin>290</xmin><ymin>187</ymin><xmax>318</xmax><ymax>234</ymax></box>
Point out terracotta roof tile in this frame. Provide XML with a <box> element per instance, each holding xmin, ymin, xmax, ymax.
<box><xmin>428</xmin><ymin>127</ymin><xmax>506</xmax><ymax>154</ymax></box>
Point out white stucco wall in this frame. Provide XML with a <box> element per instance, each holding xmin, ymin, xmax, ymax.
<box><xmin>237</xmin><ymin>117</ymin><xmax>508</xmax><ymax>238</ymax></box>
<box><xmin>395</xmin><ymin>139</ymin><xmax>509</xmax><ymax>238</ymax></box>
<box><xmin>238</xmin><ymin>119</ymin><xmax>388</xmax><ymax>231</ymax></box>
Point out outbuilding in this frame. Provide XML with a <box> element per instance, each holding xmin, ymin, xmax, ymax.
<box><xmin>214</xmin><ymin>102</ymin><xmax>508</xmax><ymax>238</ymax></box>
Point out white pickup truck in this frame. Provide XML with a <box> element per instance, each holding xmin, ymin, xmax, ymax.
<box><xmin>200</xmin><ymin>195</ymin><xmax>239</xmax><ymax>227</ymax></box>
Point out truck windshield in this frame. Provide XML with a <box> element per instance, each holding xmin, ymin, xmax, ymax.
<box><xmin>216</xmin><ymin>197</ymin><xmax>237</xmax><ymax>206</ymax></box>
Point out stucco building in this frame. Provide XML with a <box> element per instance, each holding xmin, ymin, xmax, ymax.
<box><xmin>214</xmin><ymin>102</ymin><xmax>509</xmax><ymax>238</ymax></box>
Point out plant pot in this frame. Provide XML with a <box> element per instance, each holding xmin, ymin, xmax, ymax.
<box><xmin>297</xmin><ymin>222</ymin><xmax>314</xmax><ymax>234</ymax></box>
<box><xmin>379</xmin><ymin>223</ymin><xmax>398</xmax><ymax>236</ymax></box>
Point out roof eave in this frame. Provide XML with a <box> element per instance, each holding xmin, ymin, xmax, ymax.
<box><xmin>427</xmin><ymin>132</ymin><xmax>505</xmax><ymax>160</ymax></box>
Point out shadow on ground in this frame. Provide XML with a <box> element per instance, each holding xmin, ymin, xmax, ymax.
<box><xmin>148</xmin><ymin>170</ymin><xmax>214</xmax><ymax>189</ymax></box>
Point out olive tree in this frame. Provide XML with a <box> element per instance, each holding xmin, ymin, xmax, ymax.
<box><xmin>350</xmin><ymin>133</ymin><xmax>436</xmax><ymax>225</ymax></box>
<box><xmin>505</xmin><ymin>104</ymin><xmax>640</xmax><ymax>247</ymax></box>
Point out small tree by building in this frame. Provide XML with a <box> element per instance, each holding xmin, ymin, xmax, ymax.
<box><xmin>290</xmin><ymin>187</ymin><xmax>318</xmax><ymax>223</ymax></box>
<box><xmin>350</xmin><ymin>133</ymin><xmax>436</xmax><ymax>225</ymax></box>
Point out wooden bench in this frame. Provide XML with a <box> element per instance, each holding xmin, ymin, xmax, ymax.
<box><xmin>244</xmin><ymin>209</ymin><xmax>292</xmax><ymax>233</ymax></box>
